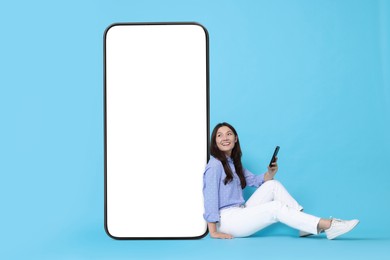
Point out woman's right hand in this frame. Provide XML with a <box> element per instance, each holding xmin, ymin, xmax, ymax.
<box><xmin>207</xmin><ymin>222</ymin><xmax>233</xmax><ymax>239</ymax></box>
<box><xmin>210</xmin><ymin>231</ymin><xmax>234</xmax><ymax>239</ymax></box>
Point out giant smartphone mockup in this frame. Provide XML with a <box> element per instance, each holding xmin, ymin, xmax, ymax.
<box><xmin>104</xmin><ymin>23</ymin><xmax>209</xmax><ymax>239</ymax></box>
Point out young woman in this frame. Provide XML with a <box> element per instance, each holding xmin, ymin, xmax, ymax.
<box><xmin>203</xmin><ymin>122</ymin><xmax>359</xmax><ymax>239</ymax></box>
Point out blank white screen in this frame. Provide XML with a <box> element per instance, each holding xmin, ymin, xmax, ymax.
<box><xmin>105</xmin><ymin>23</ymin><xmax>208</xmax><ymax>238</ymax></box>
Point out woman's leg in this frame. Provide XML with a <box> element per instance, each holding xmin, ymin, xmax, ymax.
<box><xmin>219</xmin><ymin>201</ymin><xmax>320</xmax><ymax>238</ymax></box>
<box><xmin>245</xmin><ymin>180</ymin><xmax>302</xmax><ymax>211</ymax></box>
<box><xmin>222</xmin><ymin>180</ymin><xmax>359</xmax><ymax>239</ymax></box>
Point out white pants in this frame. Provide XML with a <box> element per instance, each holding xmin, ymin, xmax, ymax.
<box><xmin>218</xmin><ymin>180</ymin><xmax>320</xmax><ymax>237</ymax></box>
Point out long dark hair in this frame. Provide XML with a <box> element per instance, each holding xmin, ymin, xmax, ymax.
<box><xmin>210</xmin><ymin>122</ymin><xmax>246</xmax><ymax>189</ymax></box>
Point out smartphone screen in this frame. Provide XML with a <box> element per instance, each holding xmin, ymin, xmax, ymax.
<box><xmin>269</xmin><ymin>146</ymin><xmax>280</xmax><ymax>167</ymax></box>
<box><xmin>104</xmin><ymin>23</ymin><xmax>209</xmax><ymax>239</ymax></box>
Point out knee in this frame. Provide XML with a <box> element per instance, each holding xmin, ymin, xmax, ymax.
<box><xmin>269</xmin><ymin>179</ymin><xmax>282</xmax><ymax>186</ymax></box>
<box><xmin>263</xmin><ymin>179</ymin><xmax>282</xmax><ymax>188</ymax></box>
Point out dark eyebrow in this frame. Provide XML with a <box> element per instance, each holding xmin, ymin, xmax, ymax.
<box><xmin>217</xmin><ymin>130</ymin><xmax>233</xmax><ymax>135</ymax></box>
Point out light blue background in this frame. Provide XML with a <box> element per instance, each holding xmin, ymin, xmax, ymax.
<box><xmin>1</xmin><ymin>0</ymin><xmax>389</xmax><ymax>259</ymax></box>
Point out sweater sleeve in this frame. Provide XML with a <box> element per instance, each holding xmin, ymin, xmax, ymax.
<box><xmin>203</xmin><ymin>164</ymin><xmax>222</xmax><ymax>223</ymax></box>
<box><xmin>243</xmin><ymin>168</ymin><xmax>265</xmax><ymax>188</ymax></box>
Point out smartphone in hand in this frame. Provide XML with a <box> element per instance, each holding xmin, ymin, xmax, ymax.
<box><xmin>269</xmin><ymin>146</ymin><xmax>280</xmax><ymax>167</ymax></box>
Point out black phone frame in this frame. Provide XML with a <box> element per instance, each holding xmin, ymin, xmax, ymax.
<box><xmin>103</xmin><ymin>22</ymin><xmax>210</xmax><ymax>240</ymax></box>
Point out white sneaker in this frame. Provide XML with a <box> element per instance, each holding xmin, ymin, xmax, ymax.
<box><xmin>325</xmin><ymin>218</ymin><xmax>359</xmax><ymax>240</ymax></box>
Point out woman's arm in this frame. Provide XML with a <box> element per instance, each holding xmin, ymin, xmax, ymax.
<box><xmin>208</xmin><ymin>222</ymin><xmax>233</xmax><ymax>239</ymax></box>
<box><xmin>263</xmin><ymin>157</ymin><xmax>279</xmax><ymax>182</ymax></box>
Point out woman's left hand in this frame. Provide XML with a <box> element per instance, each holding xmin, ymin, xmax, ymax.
<box><xmin>265</xmin><ymin>157</ymin><xmax>278</xmax><ymax>181</ymax></box>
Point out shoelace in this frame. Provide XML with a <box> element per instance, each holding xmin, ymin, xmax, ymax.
<box><xmin>330</xmin><ymin>217</ymin><xmax>345</xmax><ymax>227</ymax></box>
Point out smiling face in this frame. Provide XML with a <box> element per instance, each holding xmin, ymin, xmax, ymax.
<box><xmin>215</xmin><ymin>126</ymin><xmax>238</xmax><ymax>157</ymax></box>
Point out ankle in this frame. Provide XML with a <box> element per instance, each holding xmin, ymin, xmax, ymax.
<box><xmin>318</xmin><ymin>219</ymin><xmax>332</xmax><ymax>230</ymax></box>
<box><xmin>325</xmin><ymin>219</ymin><xmax>332</xmax><ymax>230</ymax></box>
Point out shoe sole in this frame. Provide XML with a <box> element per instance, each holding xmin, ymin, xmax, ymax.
<box><xmin>327</xmin><ymin>220</ymin><xmax>360</xmax><ymax>240</ymax></box>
